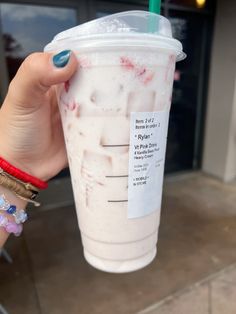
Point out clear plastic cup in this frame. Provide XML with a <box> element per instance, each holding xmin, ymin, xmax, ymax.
<box><xmin>45</xmin><ymin>11</ymin><xmax>185</xmax><ymax>273</ymax></box>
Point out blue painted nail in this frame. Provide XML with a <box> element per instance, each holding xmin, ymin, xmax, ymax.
<box><xmin>53</xmin><ymin>50</ymin><xmax>71</xmax><ymax>68</ymax></box>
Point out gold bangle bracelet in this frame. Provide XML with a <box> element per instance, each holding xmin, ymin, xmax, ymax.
<box><xmin>0</xmin><ymin>167</ymin><xmax>39</xmax><ymax>193</ymax></box>
<box><xmin>0</xmin><ymin>171</ymin><xmax>40</xmax><ymax>206</ymax></box>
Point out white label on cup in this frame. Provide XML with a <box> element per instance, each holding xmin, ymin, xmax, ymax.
<box><xmin>128</xmin><ymin>111</ymin><xmax>170</xmax><ymax>219</ymax></box>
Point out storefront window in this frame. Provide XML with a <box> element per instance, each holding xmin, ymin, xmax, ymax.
<box><xmin>0</xmin><ymin>0</ymin><xmax>214</xmax><ymax>174</ymax></box>
<box><xmin>0</xmin><ymin>3</ymin><xmax>77</xmax><ymax>81</ymax></box>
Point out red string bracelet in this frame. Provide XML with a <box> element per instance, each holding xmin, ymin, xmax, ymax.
<box><xmin>0</xmin><ymin>157</ymin><xmax>48</xmax><ymax>190</ymax></box>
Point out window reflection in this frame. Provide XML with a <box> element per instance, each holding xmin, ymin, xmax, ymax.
<box><xmin>0</xmin><ymin>3</ymin><xmax>77</xmax><ymax>80</ymax></box>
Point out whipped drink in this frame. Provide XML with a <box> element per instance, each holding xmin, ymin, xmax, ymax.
<box><xmin>45</xmin><ymin>11</ymin><xmax>185</xmax><ymax>273</ymax></box>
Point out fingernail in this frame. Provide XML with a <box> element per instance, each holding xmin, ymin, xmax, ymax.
<box><xmin>53</xmin><ymin>50</ymin><xmax>71</xmax><ymax>68</ymax></box>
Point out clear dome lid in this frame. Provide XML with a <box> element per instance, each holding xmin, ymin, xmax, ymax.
<box><xmin>45</xmin><ymin>11</ymin><xmax>186</xmax><ymax>61</ymax></box>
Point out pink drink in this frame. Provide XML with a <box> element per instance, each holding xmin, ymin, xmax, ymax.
<box><xmin>45</xmin><ymin>11</ymin><xmax>185</xmax><ymax>272</ymax></box>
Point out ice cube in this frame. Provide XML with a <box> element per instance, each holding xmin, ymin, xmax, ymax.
<box><xmin>127</xmin><ymin>91</ymin><xmax>156</xmax><ymax>116</ymax></box>
<box><xmin>100</xmin><ymin>117</ymin><xmax>130</xmax><ymax>154</ymax></box>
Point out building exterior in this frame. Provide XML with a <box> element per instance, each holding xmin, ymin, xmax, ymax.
<box><xmin>203</xmin><ymin>0</ymin><xmax>236</xmax><ymax>182</ymax></box>
<box><xmin>0</xmin><ymin>0</ymin><xmax>235</xmax><ymax>182</ymax></box>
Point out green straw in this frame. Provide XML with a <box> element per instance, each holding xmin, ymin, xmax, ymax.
<box><xmin>148</xmin><ymin>0</ymin><xmax>161</xmax><ymax>33</ymax></box>
<box><xmin>149</xmin><ymin>0</ymin><xmax>161</xmax><ymax>14</ymax></box>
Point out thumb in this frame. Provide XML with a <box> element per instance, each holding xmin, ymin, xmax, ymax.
<box><xmin>6</xmin><ymin>50</ymin><xmax>78</xmax><ymax>107</ymax></box>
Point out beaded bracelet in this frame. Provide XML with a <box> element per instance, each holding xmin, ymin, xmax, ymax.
<box><xmin>0</xmin><ymin>194</ymin><xmax>28</xmax><ymax>224</ymax></box>
<box><xmin>0</xmin><ymin>214</ymin><xmax>23</xmax><ymax>236</ymax></box>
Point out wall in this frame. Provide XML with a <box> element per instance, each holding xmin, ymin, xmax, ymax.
<box><xmin>203</xmin><ymin>0</ymin><xmax>236</xmax><ymax>181</ymax></box>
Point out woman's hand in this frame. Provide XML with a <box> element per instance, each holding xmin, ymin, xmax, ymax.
<box><xmin>0</xmin><ymin>50</ymin><xmax>78</xmax><ymax>181</ymax></box>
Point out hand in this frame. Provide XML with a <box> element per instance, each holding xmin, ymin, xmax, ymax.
<box><xmin>0</xmin><ymin>50</ymin><xmax>78</xmax><ymax>181</ymax></box>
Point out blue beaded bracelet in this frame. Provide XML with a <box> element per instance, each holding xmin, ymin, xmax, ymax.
<box><xmin>0</xmin><ymin>194</ymin><xmax>28</xmax><ymax>224</ymax></box>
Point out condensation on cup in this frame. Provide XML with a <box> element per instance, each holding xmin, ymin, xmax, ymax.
<box><xmin>45</xmin><ymin>11</ymin><xmax>186</xmax><ymax>273</ymax></box>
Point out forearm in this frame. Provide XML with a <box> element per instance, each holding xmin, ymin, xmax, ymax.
<box><xmin>0</xmin><ymin>186</ymin><xmax>27</xmax><ymax>248</ymax></box>
<box><xmin>0</xmin><ymin>51</ymin><xmax>77</xmax><ymax>247</ymax></box>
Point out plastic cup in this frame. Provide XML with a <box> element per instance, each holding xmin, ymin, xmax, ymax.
<box><xmin>45</xmin><ymin>11</ymin><xmax>185</xmax><ymax>273</ymax></box>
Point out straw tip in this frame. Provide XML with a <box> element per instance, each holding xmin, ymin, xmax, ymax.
<box><xmin>149</xmin><ymin>0</ymin><xmax>161</xmax><ymax>14</ymax></box>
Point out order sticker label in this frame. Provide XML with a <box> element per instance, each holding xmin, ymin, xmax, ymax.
<box><xmin>128</xmin><ymin>111</ymin><xmax>170</xmax><ymax>219</ymax></box>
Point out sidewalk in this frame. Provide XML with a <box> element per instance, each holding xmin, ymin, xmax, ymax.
<box><xmin>139</xmin><ymin>263</ymin><xmax>236</xmax><ymax>314</ymax></box>
<box><xmin>0</xmin><ymin>173</ymin><xmax>236</xmax><ymax>314</ymax></box>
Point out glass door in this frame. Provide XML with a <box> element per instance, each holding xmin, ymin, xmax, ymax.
<box><xmin>92</xmin><ymin>1</ymin><xmax>214</xmax><ymax>174</ymax></box>
<box><xmin>0</xmin><ymin>0</ymin><xmax>214</xmax><ymax>175</ymax></box>
<box><xmin>0</xmin><ymin>3</ymin><xmax>77</xmax><ymax>81</ymax></box>
<box><xmin>165</xmin><ymin>10</ymin><xmax>213</xmax><ymax>172</ymax></box>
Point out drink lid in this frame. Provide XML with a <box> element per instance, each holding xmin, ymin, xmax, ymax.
<box><xmin>45</xmin><ymin>11</ymin><xmax>186</xmax><ymax>61</ymax></box>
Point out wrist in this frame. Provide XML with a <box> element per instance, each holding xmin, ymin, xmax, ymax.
<box><xmin>0</xmin><ymin>153</ymin><xmax>33</xmax><ymax>178</ymax></box>
<box><xmin>0</xmin><ymin>138</ymin><xmax>34</xmax><ymax>174</ymax></box>
<box><xmin>0</xmin><ymin>186</ymin><xmax>27</xmax><ymax>247</ymax></box>
<box><xmin>0</xmin><ymin>154</ymin><xmax>48</xmax><ymax>190</ymax></box>
<box><xmin>0</xmin><ymin>186</ymin><xmax>27</xmax><ymax>212</ymax></box>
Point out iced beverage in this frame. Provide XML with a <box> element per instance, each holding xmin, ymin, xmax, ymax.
<box><xmin>45</xmin><ymin>11</ymin><xmax>185</xmax><ymax>273</ymax></box>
